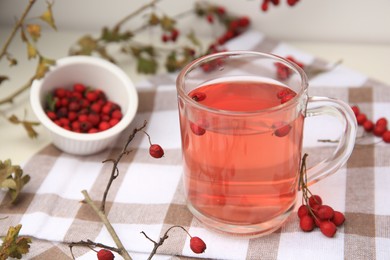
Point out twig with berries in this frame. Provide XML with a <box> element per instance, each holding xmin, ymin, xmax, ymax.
<box><xmin>297</xmin><ymin>154</ymin><xmax>346</xmax><ymax>237</ymax></box>
<box><xmin>99</xmin><ymin>120</ymin><xmax>148</xmax><ymax>213</ymax></box>
<box><xmin>141</xmin><ymin>225</ymin><xmax>207</xmax><ymax>260</ymax></box>
<box><xmin>351</xmin><ymin>105</ymin><xmax>390</xmax><ymax>143</ymax></box>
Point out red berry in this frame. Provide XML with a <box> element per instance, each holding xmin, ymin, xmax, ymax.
<box><xmin>373</xmin><ymin>125</ymin><xmax>387</xmax><ymax>137</ymax></box>
<box><xmin>356</xmin><ymin>113</ymin><xmax>367</xmax><ymax>125</ymax></box>
<box><xmin>91</xmin><ymin>102</ymin><xmax>102</xmax><ymax>113</ymax></box>
<box><xmin>382</xmin><ymin>131</ymin><xmax>390</xmax><ymax>143</ymax></box>
<box><xmin>46</xmin><ymin>111</ymin><xmax>57</xmax><ymax>120</ymax></box>
<box><xmin>85</xmin><ymin>91</ymin><xmax>99</xmax><ymax>102</ymax></box>
<box><xmin>80</xmin><ymin>121</ymin><xmax>92</xmax><ymax>133</ymax></box>
<box><xmin>376</xmin><ymin>117</ymin><xmax>388</xmax><ymax>127</ymax></box>
<box><xmin>273</xmin><ymin>122</ymin><xmax>291</xmax><ymax>137</ymax></box>
<box><xmin>331</xmin><ymin>211</ymin><xmax>345</xmax><ymax>226</ymax></box>
<box><xmin>111</xmin><ymin>110</ymin><xmax>123</xmax><ymax>120</ymax></box>
<box><xmin>54</xmin><ymin>87</ymin><xmax>67</xmax><ymax>98</ymax></box>
<box><xmin>73</xmin><ymin>83</ymin><xmax>86</xmax><ymax>93</ymax></box>
<box><xmin>190</xmin><ymin>122</ymin><xmax>206</xmax><ymax>136</ymax></box>
<box><xmin>190</xmin><ymin>236</ymin><xmax>207</xmax><ymax>254</ymax></box>
<box><xmin>88</xmin><ymin>128</ymin><xmax>99</xmax><ymax>134</ymax></box>
<box><xmin>276</xmin><ymin>89</ymin><xmax>290</xmax><ymax>99</ymax></box>
<box><xmin>308</xmin><ymin>195</ymin><xmax>322</xmax><ymax>208</ymax></box>
<box><xmin>351</xmin><ymin>105</ymin><xmax>360</xmax><ymax>117</ymax></box>
<box><xmin>281</xmin><ymin>93</ymin><xmax>295</xmax><ymax>104</ymax></box>
<box><xmin>319</xmin><ymin>221</ymin><xmax>337</xmax><ymax>237</ymax></box>
<box><xmin>297</xmin><ymin>204</ymin><xmax>309</xmax><ymax>219</ymax></box>
<box><xmin>316</xmin><ymin>205</ymin><xmax>334</xmax><ymax>220</ymax></box>
<box><xmin>99</xmin><ymin>121</ymin><xmax>111</xmax><ymax>131</ymax></box>
<box><xmin>299</xmin><ymin>215</ymin><xmax>315</xmax><ymax>232</ymax></box>
<box><xmin>363</xmin><ymin>120</ymin><xmax>374</xmax><ymax>132</ymax></box>
<box><xmin>149</xmin><ymin>144</ymin><xmax>164</xmax><ymax>158</ymax></box>
<box><xmin>237</xmin><ymin>16</ymin><xmax>250</xmax><ymax>27</ymax></box>
<box><xmin>206</xmin><ymin>14</ymin><xmax>214</xmax><ymax>23</ymax></box>
<box><xmin>68</xmin><ymin>101</ymin><xmax>80</xmax><ymax>112</ymax></box>
<box><xmin>88</xmin><ymin>113</ymin><xmax>101</xmax><ymax>126</ymax></box>
<box><xmin>190</xmin><ymin>92</ymin><xmax>206</xmax><ymax>102</ymax></box>
<box><xmin>109</xmin><ymin>118</ymin><xmax>120</xmax><ymax>127</ymax></box>
<box><xmin>102</xmin><ymin>103</ymin><xmax>113</xmax><ymax>115</ymax></box>
<box><xmin>97</xmin><ymin>249</ymin><xmax>115</xmax><ymax>260</ymax></box>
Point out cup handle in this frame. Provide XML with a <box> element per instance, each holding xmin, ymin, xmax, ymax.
<box><xmin>304</xmin><ymin>96</ymin><xmax>357</xmax><ymax>186</ymax></box>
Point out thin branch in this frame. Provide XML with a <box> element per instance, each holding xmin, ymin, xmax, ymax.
<box><xmin>68</xmin><ymin>239</ymin><xmax>121</xmax><ymax>259</ymax></box>
<box><xmin>0</xmin><ymin>0</ymin><xmax>36</xmax><ymax>59</ymax></box>
<box><xmin>0</xmin><ymin>76</ymin><xmax>36</xmax><ymax>105</ymax></box>
<box><xmin>113</xmin><ymin>0</ymin><xmax>162</xmax><ymax>31</ymax></box>
<box><xmin>81</xmin><ymin>190</ymin><xmax>132</xmax><ymax>260</ymax></box>
<box><xmin>141</xmin><ymin>225</ymin><xmax>191</xmax><ymax>260</ymax></box>
<box><xmin>100</xmin><ymin>120</ymin><xmax>148</xmax><ymax>212</ymax></box>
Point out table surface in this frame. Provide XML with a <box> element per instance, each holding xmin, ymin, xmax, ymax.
<box><xmin>1</xmin><ymin>29</ymin><xmax>390</xmax><ymax>164</ymax></box>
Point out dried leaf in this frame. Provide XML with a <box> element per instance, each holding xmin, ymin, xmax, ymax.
<box><xmin>6</xmin><ymin>56</ymin><xmax>18</xmax><ymax>66</ymax></box>
<box><xmin>8</xmin><ymin>114</ymin><xmax>40</xmax><ymax>139</ymax></box>
<box><xmin>148</xmin><ymin>12</ymin><xmax>160</xmax><ymax>26</ymax></box>
<box><xmin>20</xmin><ymin>27</ymin><xmax>28</xmax><ymax>42</ymax></box>
<box><xmin>160</xmin><ymin>15</ymin><xmax>176</xmax><ymax>31</ymax></box>
<box><xmin>0</xmin><ymin>159</ymin><xmax>30</xmax><ymax>204</ymax></box>
<box><xmin>26</xmin><ymin>42</ymin><xmax>38</xmax><ymax>59</ymax></box>
<box><xmin>39</xmin><ymin>2</ymin><xmax>57</xmax><ymax>30</ymax></box>
<box><xmin>26</xmin><ymin>24</ymin><xmax>41</xmax><ymax>41</ymax></box>
<box><xmin>23</xmin><ymin>121</ymin><xmax>39</xmax><ymax>139</ymax></box>
<box><xmin>35</xmin><ymin>59</ymin><xmax>50</xmax><ymax>79</ymax></box>
<box><xmin>186</xmin><ymin>31</ymin><xmax>202</xmax><ymax>48</ymax></box>
<box><xmin>0</xmin><ymin>224</ymin><xmax>32</xmax><ymax>259</ymax></box>
<box><xmin>73</xmin><ymin>35</ymin><xmax>98</xmax><ymax>55</ymax></box>
<box><xmin>0</xmin><ymin>75</ymin><xmax>9</xmax><ymax>85</ymax></box>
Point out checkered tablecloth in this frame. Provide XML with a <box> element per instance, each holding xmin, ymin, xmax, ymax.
<box><xmin>1</xmin><ymin>30</ymin><xmax>390</xmax><ymax>259</ymax></box>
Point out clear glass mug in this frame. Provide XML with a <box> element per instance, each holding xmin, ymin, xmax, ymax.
<box><xmin>176</xmin><ymin>51</ymin><xmax>357</xmax><ymax>237</ymax></box>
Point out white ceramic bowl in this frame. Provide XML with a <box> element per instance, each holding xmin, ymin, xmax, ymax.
<box><xmin>30</xmin><ymin>56</ymin><xmax>138</xmax><ymax>155</ymax></box>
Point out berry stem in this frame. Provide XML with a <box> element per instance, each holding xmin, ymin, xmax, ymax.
<box><xmin>141</xmin><ymin>225</ymin><xmax>192</xmax><ymax>260</ymax></box>
<box><xmin>68</xmin><ymin>239</ymin><xmax>121</xmax><ymax>259</ymax></box>
<box><xmin>100</xmin><ymin>120</ymin><xmax>148</xmax><ymax>213</ymax></box>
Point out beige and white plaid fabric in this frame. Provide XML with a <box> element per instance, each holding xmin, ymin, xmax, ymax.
<box><xmin>1</xmin><ymin>30</ymin><xmax>389</xmax><ymax>259</ymax></box>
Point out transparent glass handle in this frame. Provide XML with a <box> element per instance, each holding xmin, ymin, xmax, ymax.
<box><xmin>305</xmin><ymin>96</ymin><xmax>357</xmax><ymax>186</ymax></box>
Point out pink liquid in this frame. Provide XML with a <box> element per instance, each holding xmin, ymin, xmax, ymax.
<box><xmin>180</xmin><ymin>81</ymin><xmax>304</xmax><ymax>226</ymax></box>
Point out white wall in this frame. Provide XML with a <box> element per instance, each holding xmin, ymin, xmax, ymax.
<box><xmin>0</xmin><ymin>0</ymin><xmax>390</xmax><ymax>44</ymax></box>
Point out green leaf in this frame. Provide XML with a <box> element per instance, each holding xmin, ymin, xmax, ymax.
<box><xmin>137</xmin><ymin>57</ymin><xmax>157</xmax><ymax>74</ymax></box>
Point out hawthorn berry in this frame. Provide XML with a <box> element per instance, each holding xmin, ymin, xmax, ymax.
<box><xmin>382</xmin><ymin>131</ymin><xmax>390</xmax><ymax>143</ymax></box>
<box><xmin>373</xmin><ymin>125</ymin><xmax>387</xmax><ymax>137</ymax></box>
<box><xmin>280</xmin><ymin>93</ymin><xmax>295</xmax><ymax>104</ymax></box>
<box><xmin>190</xmin><ymin>236</ymin><xmax>207</xmax><ymax>254</ymax></box>
<box><xmin>308</xmin><ymin>194</ymin><xmax>322</xmax><ymax>208</ymax></box>
<box><xmin>331</xmin><ymin>211</ymin><xmax>345</xmax><ymax>226</ymax></box>
<box><xmin>297</xmin><ymin>204</ymin><xmax>309</xmax><ymax>218</ymax></box>
<box><xmin>190</xmin><ymin>92</ymin><xmax>206</xmax><ymax>102</ymax></box>
<box><xmin>149</xmin><ymin>144</ymin><xmax>164</xmax><ymax>158</ymax></box>
<box><xmin>300</xmin><ymin>215</ymin><xmax>315</xmax><ymax>232</ymax></box>
<box><xmin>316</xmin><ymin>205</ymin><xmax>334</xmax><ymax>220</ymax></box>
<box><xmin>45</xmin><ymin>84</ymin><xmax>123</xmax><ymax>134</ymax></box>
<box><xmin>375</xmin><ymin>117</ymin><xmax>388</xmax><ymax>127</ymax></box>
<box><xmin>363</xmin><ymin>120</ymin><xmax>374</xmax><ymax>132</ymax></box>
<box><xmin>190</xmin><ymin>122</ymin><xmax>206</xmax><ymax>136</ymax></box>
<box><xmin>273</xmin><ymin>123</ymin><xmax>291</xmax><ymax>137</ymax></box>
<box><xmin>319</xmin><ymin>221</ymin><xmax>337</xmax><ymax>238</ymax></box>
<box><xmin>97</xmin><ymin>249</ymin><xmax>115</xmax><ymax>260</ymax></box>
<box><xmin>351</xmin><ymin>105</ymin><xmax>360</xmax><ymax>117</ymax></box>
<box><xmin>356</xmin><ymin>113</ymin><xmax>367</xmax><ymax>125</ymax></box>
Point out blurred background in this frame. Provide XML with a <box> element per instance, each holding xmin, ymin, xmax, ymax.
<box><xmin>1</xmin><ymin>0</ymin><xmax>389</xmax><ymax>43</ymax></box>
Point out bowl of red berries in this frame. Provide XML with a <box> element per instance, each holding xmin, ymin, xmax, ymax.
<box><xmin>30</xmin><ymin>55</ymin><xmax>138</xmax><ymax>155</ymax></box>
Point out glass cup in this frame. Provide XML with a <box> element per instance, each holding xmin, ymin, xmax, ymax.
<box><xmin>176</xmin><ymin>51</ymin><xmax>357</xmax><ymax>237</ymax></box>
